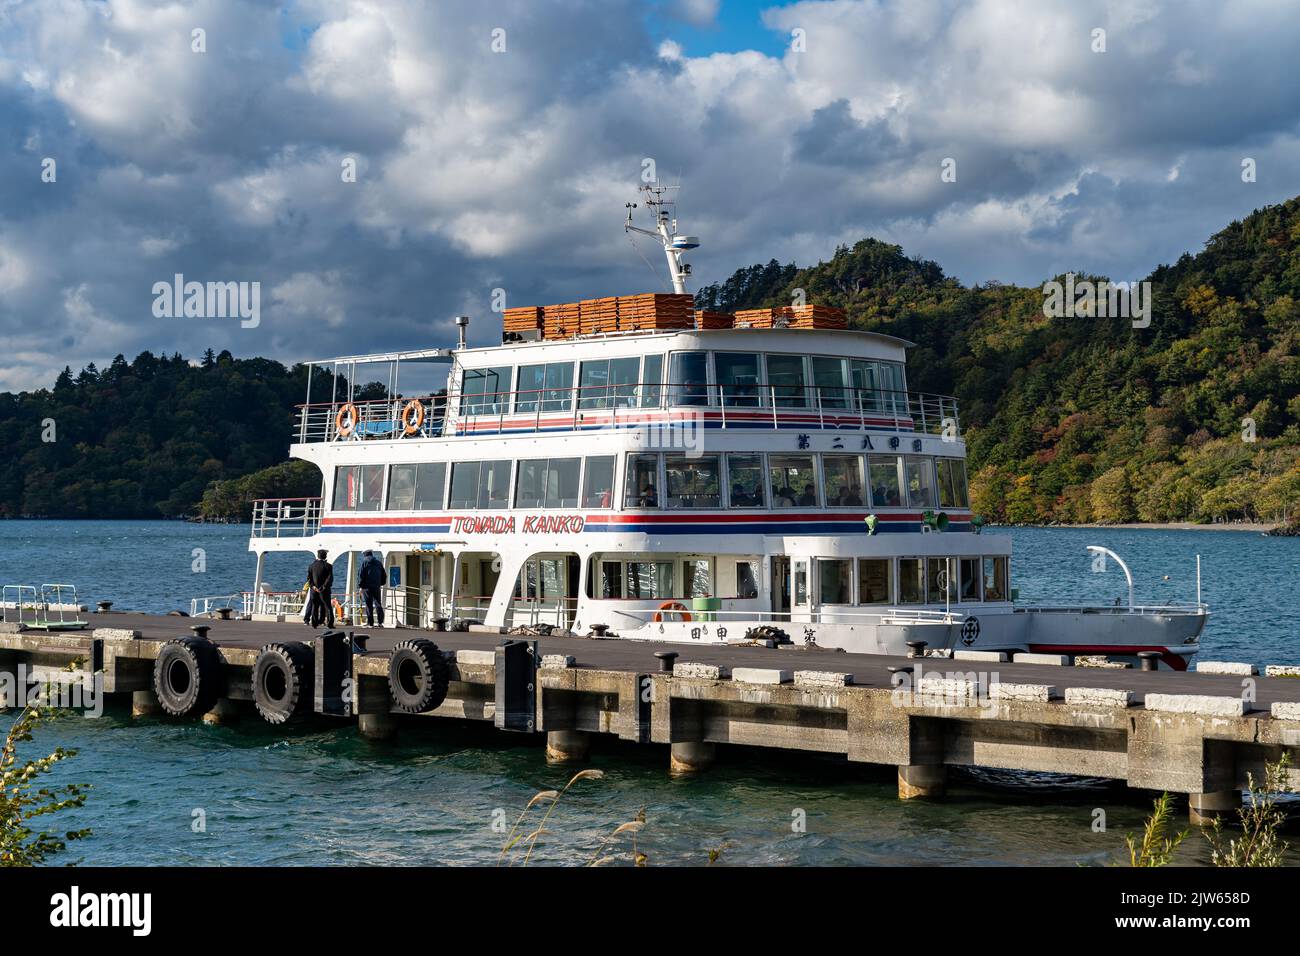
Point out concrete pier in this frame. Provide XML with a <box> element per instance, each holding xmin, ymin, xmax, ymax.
<box><xmin>202</xmin><ymin>698</ymin><xmax>242</xmax><ymax>726</ymax></box>
<box><xmin>131</xmin><ymin>688</ymin><xmax>162</xmax><ymax>717</ymax></box>
<box><xmin>669</xmin><ymin>741</ymin><xmax>716</xmax><ymax>774</ymax></box>
<box><xmin>898</xmin><ymin>765</ymin><xmax>946</xmax><ymax>799</ymax></box>
<box><xmin>358</xmin><ymin>712</ymin><xmax>397</xmax><ymax>741</ymax></box>
<box><xmin>3</xmin><ymin>613</ymin><xmax>1300</xmax><ymax>812</ymax></box>
<box><xmin>546</xmin><ymin>729</ymin><xmax>591</xmax><ymax>763</ymax></box>
<box><xmin>1189</xmin><ymin>789</ymin><xmax>1241</xmax><ymax>826</ymax></box>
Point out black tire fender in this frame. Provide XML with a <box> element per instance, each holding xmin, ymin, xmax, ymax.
<box><xmin>387</xmin><ymin>639</ymin><xmax>450</xmax><ymax>714</ymax></box>
<box><xmin>251</xmin><ymin>642</ymin><xmax>314</xmax><ymax>724</ymax></box>
<box><xmin>153</xmin><ymin>636</ymin><xmax>222</xmax><ymax>718</ymax></box>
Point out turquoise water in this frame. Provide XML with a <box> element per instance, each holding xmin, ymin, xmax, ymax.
<box><xmin>1</xmin><ymin>520</ymin><xmax>1297</xmax><ymax>866</ymax></box>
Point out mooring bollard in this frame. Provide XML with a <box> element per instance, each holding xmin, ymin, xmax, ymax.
<box><xmin>906</xmin><ymin>640</ymin><xmax>927</xmax><ymax>659</ymax></box>
<box><xmin>655</xmin><ymin>650</ymin><xmax>678</xmax><ymax>673</ymax></box>
<box><xmin>216</xmin><ymin>607</ymin><xmax>234</xmax><ymax>620</ymax></box>
<box><xmin>96</xmin><ymin>600</ymin><xmax>114</xmax><ymax>614</ymax></box>
<box><xmin>190</xmin><ymin>624</ymin><xmax>211</xmax><ymax>640</ymax></box>
<box><xmin>1137</xmin><ymin>650</ymin><xmax>1161</xmax><ymax>672</ymax></box>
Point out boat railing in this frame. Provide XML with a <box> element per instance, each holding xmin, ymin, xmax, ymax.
<box><xmin>294</xmin><ymin>384</ymin><xmax>959</xmax><ymax>442</ymax></box>
<box><xmin>190</xmin><ymin>593</ymin><xmax>244</xmax><ymax>617</ymax></box>
<box><xmin>600</xmin><ymin>604</ymin><xmax>963</xmax><ymax>628</ymax></box>
<box><xmin>1012</xmin><ymin>603</ymin><xmax>1209</xmax><ymax>616</ymax></box>
<box><xmin>251</xmin><ymin>498</ymin><xmax>322</xmax><ymax>538</ymax></box>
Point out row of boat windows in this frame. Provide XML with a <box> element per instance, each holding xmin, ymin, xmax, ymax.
<box><xmin>587</xmin><ymin>556</ymin><xmax>1010</xmax><ymax>604</ymax></box>
<box><xmin>459</xmin><ymin>351</ymin><xmax>908</xmax><ymax>415</ymax></box>
<box><xmin>331</xmin><ymin>453</ymin><xmax>970</xmax><ymax>512</ymax></box>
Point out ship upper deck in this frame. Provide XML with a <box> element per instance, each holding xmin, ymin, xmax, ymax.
<box><xmin>292</xmin><ymin>326</ymin><xmax>960</xmax><ymax>446</ymax></box>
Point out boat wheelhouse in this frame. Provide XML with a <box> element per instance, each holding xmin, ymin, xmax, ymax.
<box><xmin>239</xmin><ymin>188</ymin><xmax>1206</xmax><ymax>668</ymax></box>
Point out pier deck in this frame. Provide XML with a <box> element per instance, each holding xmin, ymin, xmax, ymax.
<box><xmin>4</xmin><ymin>612</ymin><xmax>1300</xmax><ymax>820</ymax></box>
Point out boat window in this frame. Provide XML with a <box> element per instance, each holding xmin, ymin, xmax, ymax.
<box><xmin>714</xmin><ymin>352</ymin><xmax>761</xmax><ymax>407</ymax></box>
<box><xmin>937</xmin><ymin>458</ymin><xmax>969</xmax><ymax>509</ymax></box>
<box><xmin>626</xmin><ymin>561</ymin><xmax>674</xmax><ymax>599</ymax></box>
<box><xmin>735</xmin><ymin>560</ymin><xmax>759</xmax><ymax>599</ymax></box>
<box><xmin>857</xmin><ymin>558</ymin><xmax>892</xmax><ymax>604</ymax></box>
<box><xmin>665</xmin><ymin>454</ymin><xmax>721</xmax><ymax>509</ymax></box>
<box><xmin>726</xmin><ymin>454</ymin><xmax>766</xmax><ymax>508</ymax></box>
<box><xmin>515</xmin><ymin>458</ymin><xmax>580</xmax><ymax>509</ymax></box>
<box><xmin>766</xmin><ymin>354</ymin><xmax>808</xmax><ymax>407</ymax></box>
<box><xmin>959</xmin><ymin>557</ymin><xmax>981</xmax><ymax>602</ymax></box>
<box><xmin>879</xmin><ymin>362</ymin><xmax>906</xmax><ymax>414</ymax></box>
<box><xmin>793</xmin><ymin>561</ymin><xmax>808</xmax><ymax>605</ymax></box>
<box><xmin>333</xmin><ymin>465</ymin><xmax>385</xmax><ymax>511</ymax></box>
<box><xmin>868</xmin><ymin>455</ymin><xmax>903</xmax><ymax>507</ymax></box>
<box><xmin>668</xmin><ymin>352</ymin><xmax>709</xmax><ymax>406</ymax></box>
<box><xmin>515</xmin><ymin>362</ymin><xmax>574</xmax><ymax>414</ymax></box>
<box><xmin>388</xmin><ymin>462</ymin><xmax>446</xmax><ymax>510</ymax></box>
<box><xmin>819</xmin><ymin>559</ymin><xmax>853</xmax><ymax>604</ymax></box>
<box><xmin>683</xmin><ymin>559</ymin><xmax>713</xmax><ymax>598</ymax></box>
<box><xmin>928</xmin><ymin>557</ymin><xmax>956</xmax><ymax>603</ymax></box>
<box><xmin>582</xmin><ymin>456</ymin><xmax>616</xmax><ymax>509</ymax></box>
<box><xmin>823</xmin><ymin>455</ymin><xmax>865</xmax><ymax>506</ymax></box>
<box><xmin>578</xmin><ymin>357</ymin><xmax>639</xmax><ymax>409</ymax></box>
<box><xmin>850</xmin><ymin>360</ymin><xmax>882</xmax><ymax>412</ymax></box>
<box><xmin>898</xmin><ymin>558</ymin><xmax>926</xmax><ymax>604</ymax></box>
<box><xmin>983</xmin><ymin>556</ymin><xmax>1008</xmax><ymax>601</ymax></box>
<box><xmin>450</xmin><ymin>461</ymin><xmax>511</xmax><ymax>509</ymax></box>
<box><xmin>625</xmin><ymin>454</ymin><xmax>660</xmax><ymax>508</ymax></box>
<box><xmin>599</xmin><ymin>560</ymin><xmax>622</xmax><ymax>598</ymax></box>
<box><xmin>904</xmin><ymin>456</ymin><xmax>936</xmax><ymax>509</ymax></box>
<box><xmin>770</xmin><ymin>455</ymin><xmax>817</xmax><ymax>507</ymax></box>
<box><xmin>460</xmin><ymin>366</ymin><xmax>512</xmax><ymax>416</ymax></box>
<box><xmin>640</xmin><ymin>354</ymin><xmax>663</xmax><ymax>407</ymax></box>
<box><xmin>811</xmin><ymin>357</ymin><xmax>849</xmax><ymax>409</ymax></box>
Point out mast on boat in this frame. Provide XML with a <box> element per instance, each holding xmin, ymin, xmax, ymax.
<box><xmin>624</xmin><ymin>182</ymin><xmax>700</xmax><ymax>294</ymax></box>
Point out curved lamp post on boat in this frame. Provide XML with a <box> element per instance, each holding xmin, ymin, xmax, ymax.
<box><xmin>1086</xmin><ymin>545</ymin><xmax>1133</xmax><ymax>610</ymax></box>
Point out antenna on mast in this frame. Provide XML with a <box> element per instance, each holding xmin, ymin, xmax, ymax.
<box><xmin>624</xmin><ymin>181</ymin><xmax>699</xmax><ymax>294</ymax></box>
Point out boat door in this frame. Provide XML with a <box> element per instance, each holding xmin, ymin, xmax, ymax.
<box><xmin>404</xmin><ymin>553</ymin><xmax>445</xmax><ymax>626</ymax></box>
<box><xmin>789</xmin><ymin>558</ymin><xmax>812</xmax><ymax>624</ymax></box>
<box><xmin>771</xmin><ymin>557</ymin><xmax>791</xmax><ymax>620</ymax></box>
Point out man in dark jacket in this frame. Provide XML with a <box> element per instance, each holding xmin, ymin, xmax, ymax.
<box><xmin>306</xmin><ymin>549</ymin><xmax>334</xmax><ymax>628</ymax></box>
<box><xmin>359</xmin><ymin>549</ymin><xmax>386</xmax><ymax>627</ymax></box>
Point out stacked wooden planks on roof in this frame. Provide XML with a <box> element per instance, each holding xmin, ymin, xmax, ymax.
<box><xmin>542</xmin><ymin>302</ymin><xmax>581</xmax><ymax>339</ymax></box>
<box><xmin>616</xmin><ymin>293</ymin><xmax>695</xmax><ymax>331</ymax></box>
<box><xmin>732</xmin><ymin>304</ymin><xmax>848</xmax><ymax>330</ymax></box>
<box><xmin>693</xmin><ymin>309</ymin><xmax>735</xmax><ymax>329</ymax></box>
<box><xmin>503</xmin><ymin>306</ymin><xmax>543</xmax><ymax>335</ymax></box>
<box><xmin>579</xmin><ymin>297</ymin><xmax>621</xmax><ymax>334</ymax></box>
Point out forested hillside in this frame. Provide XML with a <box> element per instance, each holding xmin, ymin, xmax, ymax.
<box><xmin>697</xmin><ymin>199</ymin><xmax>1300</xmax><ymax>525</ymax></box>
<box><xmin>0</xmin><ymin>350</ymin><xmax>312</xmax><ymax>518</ymax></box>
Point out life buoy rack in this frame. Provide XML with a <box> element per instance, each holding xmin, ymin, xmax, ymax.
<box><xmin>653</xmin><ymin>601</ymin><xmax>692</xmax><ymax>623</ymax></box>
<box><xmin>335</xmin><ymin>402</ymin><xmax>358</xmax><ymax>437</ymax></box>
<box><xmin>400</xmin><ymin>399</ymin><xmax>425</xmax><ymax>436</ymax></box>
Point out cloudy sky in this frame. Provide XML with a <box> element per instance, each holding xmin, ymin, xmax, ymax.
<box><xmin>2</xmin><ymin>0</ymin><xmax>1299</xmax><ymax>391</ymax></box>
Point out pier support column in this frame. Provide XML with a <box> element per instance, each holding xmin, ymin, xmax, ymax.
<box><xmin>131</xmin><ymin>688</ymin><xmax>161</xmax><ymax>718</ymax></box>
<box><xmin>546</xmin><ymin>730</ymin><xmax>591</xmax><ymax>764</ymax></box>
<box><xmin>1189</xmin><ymin>789</ymin><xmax>1240</xmax><ymax>826</ymax></box>
<box><xmin>202</xmin><ymin>698</ymin><xmax>242</xmax><ymax>726</ymax></box>
<box><xmin>358</xmin><ymin>711</ymin><xmax>397</xmax><ymax>742</ymax></box>
<box><xmin>898</xmin><ymin>764</ymin><xmax>947</xmax><ymax>800</ymax></box>
<box><xmin>669</xmin><ymin>741</ymin><xmax>715</xmax><ymax>775</ymax></box>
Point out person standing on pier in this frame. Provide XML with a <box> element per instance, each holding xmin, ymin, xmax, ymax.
<box><xmin>306</xmin><ymin>549</ymin><xmax>335</xmax><ymax>628</ymax></box>
<box><xmin>359</xmin><ymin>549</ymin><xmax>386</xmax><ymax>627</ymax></box>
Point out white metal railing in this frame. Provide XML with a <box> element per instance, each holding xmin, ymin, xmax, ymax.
<box><xmin>600</xmin><ymin>604</ymin><xmax>962</xmax><ymax>628</ymax></box>
<box><xmin>294</xmin><ymin>384</ymin><xmax>959</xmax><ymax>443</ymax></box>
<box><xmin>251</xmin><ymin>498</ymin><xmax>322</xmax><ymax>538</ymax></box>
<box><xmin>1012</xmin><ymin>603</ymin><xmax>1209</xmax><ymax>616</ymax></box>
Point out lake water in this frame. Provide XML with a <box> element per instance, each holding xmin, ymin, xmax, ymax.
<box><xmin>1</xmin><ymin>520</ymin><xmax>1297</xmax><ymax>866</ymax></box>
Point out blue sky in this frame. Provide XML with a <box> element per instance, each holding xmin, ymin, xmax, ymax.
<box><xmin>3</xmin><ymin>0</ymin><xmax>1300</xmax><ymax>390</ymax></box>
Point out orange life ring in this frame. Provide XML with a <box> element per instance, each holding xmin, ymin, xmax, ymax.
<box><xmin>653</xmin><ymin>601</ymin><xmax>692</xmax><ymax>623</ymax></box>
<box><xmin>335</xmin><ymin>402</ymin><xmax>358</xmax><ymax>437</ymax></box>
<box><xmin>401</xmin><ymin>399</ymin><xmax>425</xmax><ymax>436</ymax></box>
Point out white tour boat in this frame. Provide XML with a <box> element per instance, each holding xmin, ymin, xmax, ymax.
<box><xmin>235</xmin><ymin>187</ymin><xmax>1207</xmax><ymax>669</ymax></box>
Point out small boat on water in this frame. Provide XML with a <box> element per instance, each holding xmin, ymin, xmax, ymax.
<box><xmin>231</xmin><ymin>186</ymin><xmax>1207</xmax><ymax>668</ymax></box>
